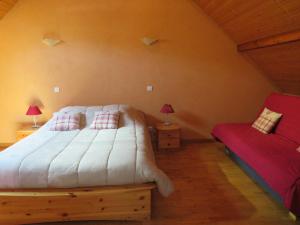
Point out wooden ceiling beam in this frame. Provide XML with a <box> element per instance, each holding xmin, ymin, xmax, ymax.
<box><xmin>238</xmin><ymin>29</ymin><xmax>300</xmax><ymax>52</ymax></box>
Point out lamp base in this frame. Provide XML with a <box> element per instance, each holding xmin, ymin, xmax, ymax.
<box><xmin>163</xmin><ymin>121</ymin><xmax>172</xmax><ymax>126</ymax></box>
<box><xmin>32</xmin><ymin>116</ymin><xmax>40</xmax><ymax>129</ymax></box>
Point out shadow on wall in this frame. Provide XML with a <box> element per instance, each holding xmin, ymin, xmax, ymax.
<box><xmin>176</xmin><ymin>110</ymin><xmax>203</xmax><ymax>127</ymax></box>
<box><xmin>176</xmin><ymin>111</ymin><xmax>209</xmax><ymax>140</ymax></box>
<box><xmin>146</xmin><ymin>113</ymin><xmax>208</xmax><ymax>141</ymax></box>
<box><xmin>28</xmin><ymin>96</ymin><xmax>45</xmax><ymax>109</ymax></box>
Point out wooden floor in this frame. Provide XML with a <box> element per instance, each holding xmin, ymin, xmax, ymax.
<box><xmin>1</xmin><ymin>143</ymin><xmax>297</xmax><ymax>225</ymax></box>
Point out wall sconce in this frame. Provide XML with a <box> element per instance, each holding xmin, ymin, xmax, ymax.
<box><xmin>141</xmin><ymin>37</ymin><xmax>159</xmax><ymax>46</ymax></box>
<box><xmin>42</xmin><ymin>34</ymin><xmax>62</xmax><ymax>47</ymax></box>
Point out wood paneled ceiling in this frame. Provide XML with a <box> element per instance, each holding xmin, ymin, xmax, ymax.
<box><xmin>0</xmin><ymin>0</ymin><xmax>17</xmax><ymax>20</ymax></box>
<box><xmin>195</xmin><ymin>0</ymin><xmax>300</xmax><ymax>95</ymax></box>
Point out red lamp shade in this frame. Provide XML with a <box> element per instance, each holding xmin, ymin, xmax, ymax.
<box><xmin>26</xmin><ymin>105</ymin><xmax>42</xmax><ymax>116</ymax></box>
<box><xmin>160</xmin><ymin>104</ymin><xmax>174</xmax><ymax>114</ymax></box>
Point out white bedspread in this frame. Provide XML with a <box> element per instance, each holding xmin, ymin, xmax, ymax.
<box><xmin>0</xmin><ymin>105</ymin><xmax>173</xmax><ymax>196</ymax></box>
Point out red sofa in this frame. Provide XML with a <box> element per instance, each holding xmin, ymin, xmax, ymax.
<box><xmin>212</xmin><ymin>93</ymin><xmax>300</xmax><ymax>216</ymax></box>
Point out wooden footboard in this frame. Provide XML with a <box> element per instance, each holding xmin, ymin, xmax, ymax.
<box><xmin>0</xmin><ymin>183</ymin><xmax>156</xmax><ymax>225</ymax></box>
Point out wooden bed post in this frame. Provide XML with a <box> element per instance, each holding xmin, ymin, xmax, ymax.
<box><xmin>0</xmin><ymin>183</ymin><xmax>155</xmax><ymax>225</ymax></box>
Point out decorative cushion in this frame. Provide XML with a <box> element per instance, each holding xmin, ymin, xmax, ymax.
<box><xmin>252</xmin><ymin>108</ymin><xmax>282</xmax><ymax>134</ymax></box>
<box><xmin>49</xmin><ymin>113</ymin><xmax>81</xmax><ymax>131</ymax></box>
<box><xmin>90</xmin><ymin>111</ymin><xmax>120</xmax><ymax>130</ymax></box>
<box><xmin>264</xmin><ymin>93</ymin><xmax>300</xmax><ymax>144</ymax></box>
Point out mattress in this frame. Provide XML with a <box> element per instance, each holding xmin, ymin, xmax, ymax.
<box><xmin>0</xmin><ymin>105</ymin><xmax>173</xmax><ymax>197</ymax></box>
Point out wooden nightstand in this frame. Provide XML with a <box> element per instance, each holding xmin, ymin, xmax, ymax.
<box><xmin>156</xmin><ymin>123</ymin><xmax>180</xmax><ymax>150</ymax></box>
<box><xmin>16</xmin><ymin>125</ymin><xmax>40</xmax><ymax>141</ymax></box>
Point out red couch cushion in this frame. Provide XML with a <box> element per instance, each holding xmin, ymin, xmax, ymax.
<box><xmin>212</xmin><ymin>123</ymin><xmax>300</xmax><ymax>213</ymax></box>
<box><xmin>263</xmin><ymin>93</ymin><xmax>300</xmax><ymax>144</ymax></box>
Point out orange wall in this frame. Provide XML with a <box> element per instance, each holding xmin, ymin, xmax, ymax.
<box><xmin>0</xmin><ymin>0</ymin><xmax>277</xmax><ymax>142</ymax></box>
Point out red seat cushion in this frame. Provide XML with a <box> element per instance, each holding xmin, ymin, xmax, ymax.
<box><xmin>263</xmin><ymin>93</ymin><xmax>300</xmax><ymax>144</ymax></box>
<box><xmin>212</xmin><ymin>123</ymin><xmax>300</xmax><ymax>213</ymax></box>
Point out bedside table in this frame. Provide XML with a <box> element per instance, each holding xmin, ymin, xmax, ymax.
<box><xmin>16</xmin><ymin>126</ymin><xmax>40</xmax><ymax>141</ymax></box>
<box><xmin>156</xmin><ymin>123</ymin><xmax>180</xmax><ymax>150</ymax></box>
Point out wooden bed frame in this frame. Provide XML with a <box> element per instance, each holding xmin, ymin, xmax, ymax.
<box><xmin>0</xmin><ymin>183</ymin><xmax>156</xmax><ymax>225</ymax></box>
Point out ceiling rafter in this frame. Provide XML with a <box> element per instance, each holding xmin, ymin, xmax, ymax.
<box><xmin>194</xmin><ymin>0</ymin><xmax>300</xmax><ymax>94</ymax></box>
<box><xmin>238</xmin><ymin>29</ymin><xmax>300</xmax><ymax>52</ymax></box>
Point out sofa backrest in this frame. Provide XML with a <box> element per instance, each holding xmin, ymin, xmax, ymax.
<box><xmin>263</xmin><ymin>93</ymin><xmax>300</xmax><ymax>144</ymax></box>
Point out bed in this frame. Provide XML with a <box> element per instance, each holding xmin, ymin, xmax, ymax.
<box><xmin>0</xmin><ymin>104</ymin><xmax>173</xmax><ymax>224</ymax></box>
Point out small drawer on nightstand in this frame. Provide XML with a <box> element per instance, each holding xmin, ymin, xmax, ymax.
<box><xmin>156</xmin><ymin>123</ymin><xmax>181</xmax><ymax>150</ymax></box>
<box><xmin>159</xmin><ymin>130</ymin><xmax>180</xmax><ymax>139</ymax></box>
<box><xmin>158</xmin><ymin>138</ymin><xmax>180</xmax><ymax>149</ymax></box>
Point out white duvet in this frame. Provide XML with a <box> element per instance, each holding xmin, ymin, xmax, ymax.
<box><xmin>0</xmin><ymin>105</ymin><xmax>173</xmax><ymax>196</ymax></box>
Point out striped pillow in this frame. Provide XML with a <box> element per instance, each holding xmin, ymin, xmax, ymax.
<box><xmin>252</xmin><ymin>108</ymin><xmax>282</xmax><ymax>134</ymax></box>
<box><xmin>90</xmin><ymin>111</ymin><xmax>120</xmax><ymax>130</ymax></box>
<box><xmin>50</xmin><ymin>113</ymin><xmax>81</xmax><ymax>131</ymax></box>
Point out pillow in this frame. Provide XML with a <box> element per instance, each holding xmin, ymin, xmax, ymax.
<box><xmin>90</xmin><ymin>111</ymin><xmax>120</xmax><ymax>130</ymax></box>
<box><xmin>252</xmin><ymin>107</ymin><xmax>282</xmax><ymax>134</ymax></box>
<box><xmin>49</xmin><ymin>113</ymin><xmax>81</xmax><ymax>131</ymax></box>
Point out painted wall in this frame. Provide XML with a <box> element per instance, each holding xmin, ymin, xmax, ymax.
<box><xmin>0</xmin><ymin>0</ymin><xmax>277</xmax><ymax>143</ymax></box>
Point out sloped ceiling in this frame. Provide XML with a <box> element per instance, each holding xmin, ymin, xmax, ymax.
<box><xmin>0</xmin><ymin>0</ymin><xmax>17</xmax><ymax>20</ymax></box>
<box><xmin>195</xmin><ymin>0</ymin><xmax>300</xmax><ymax>95</ymax></box>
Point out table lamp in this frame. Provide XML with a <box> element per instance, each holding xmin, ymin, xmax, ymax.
<box><xmin>26</xmin><ymin>105</ymin><xmax>42</xmax><ymax>128</ymax></box>
<box><xmin>160</xmin><ymin>104</ymin><xmax>174</xmax><ymax>125</ymax></box>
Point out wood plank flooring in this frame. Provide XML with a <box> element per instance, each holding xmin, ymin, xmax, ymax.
<box><xmin>1</xmin><ymin>143</ymin><xmax>296</xmax><ymax>225</ymax></box>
